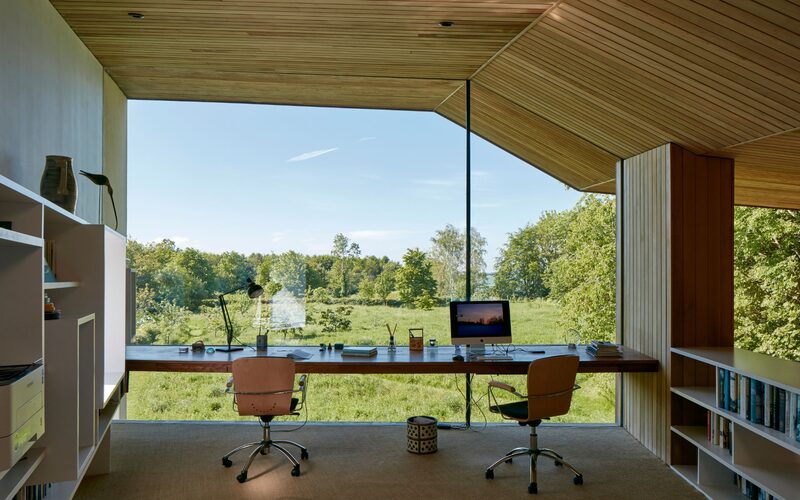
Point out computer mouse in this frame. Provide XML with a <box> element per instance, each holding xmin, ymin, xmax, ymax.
<box><xmin>452</xmin><ymin>354</ymin><xmax>464</xmax><ymax>361</ymax></box>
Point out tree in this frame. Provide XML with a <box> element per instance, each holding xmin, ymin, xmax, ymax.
<box><xmin>429</xmin><ymin>224</ymin><xmax>487</xmax><ymax>299</ymax></box>
<box><xmin>175</xmin><ymin>248</ymin><xmax>215</xmax><ymax>310</ymax></box>
<box><xmin>374</xmin><ymin>268</ymin><xmax>395</xmax><ymax>305</ymax></box>
<box><xmin>395</xmin><ymin>248</ymin><xmax>437</xmax><ymax>306</ymax></box>
<box><xmin>270</xmin><ymin>251</ymin><xmax>306</xmax><ymax>297</ymax></box>
<box><xmin>358</xmin><ymin>277</ymin><xmax>376</xmax><ymax>301</ymax></box>
<box><xmin>494</xmin><ymin>211</ymin><xmax>569</xmax><ymax>299</ymax></box>
<box><xmin>544</xmin><ymin>195</ymin><xmax>616</xmax><ymax>342</ymax></box>
<box><xmin>329</xmin><ymin>233</ymin><xmax>361</xmax><ymax>297</ymax></box>
<box><xmin>734</xmin><ymin>207</ymin><xmax>800</xmax><ymax>361</ymax></box>
<box><xmin>214</xmin><ymin>251</ymin><xmax>254</xmax><ymax>293</ymax></box>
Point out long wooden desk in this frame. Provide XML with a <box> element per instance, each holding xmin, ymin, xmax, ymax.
<box><xmin>126</xmin><ymin>344</ymin><xmax>657</xmax><ymax>426</ymax></box>
<box><xmin>126</xmin><ymin>344</ymin><xmax>658</xmax><ymax>374</ymax></box>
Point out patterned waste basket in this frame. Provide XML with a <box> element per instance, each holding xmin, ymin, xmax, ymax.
<box><xmin>407</xmin><ymin>416</ymin><xmax>438</xmax><ymax>454</ymax></box>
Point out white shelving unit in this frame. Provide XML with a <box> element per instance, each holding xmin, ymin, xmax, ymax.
<box><xmin>0</xmin><ymin>174</ymin><xmax>127</xmax><ymax>500</ymax></box>
<box><xmin>671</xmin><ymin>347</ymin><xmax>800</xmax><ymax>500</ymax></box>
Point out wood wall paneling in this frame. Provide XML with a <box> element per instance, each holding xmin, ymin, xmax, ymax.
<box><xmin>102</xmin><ymin>73</ymin><xmax>128</xmax><ymax>234</ymax></box>
<box><xmin>620</xmin><ymin>143</ymin><xmax>733</xmax><ymax>463</ymax></box>
<box><xmin>0</xmin><ymin>0</ymin><xmax>103</xmax><ymax>223</ymax></box>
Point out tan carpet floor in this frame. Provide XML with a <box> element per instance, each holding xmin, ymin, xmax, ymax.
<box><xmin>76</xmin><ymin>422</ymin><xmax>700</xmax><ymax>500</ymax></box>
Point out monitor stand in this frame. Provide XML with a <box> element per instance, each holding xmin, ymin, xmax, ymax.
<box><xmin>466</xmin><ymin>344</ymin><xmax>486</xmax><ymax>357</ymax></box>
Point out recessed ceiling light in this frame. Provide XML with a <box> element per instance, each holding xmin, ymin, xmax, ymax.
<box><xmin>128</xmin><ymin>12</ymin><xmax>144</xmax><ymax>19</ymax></box>
<box><xmin>438</xmin><ymin>21</ymin><xmax>454</xmax><ymax>27</ymax></box>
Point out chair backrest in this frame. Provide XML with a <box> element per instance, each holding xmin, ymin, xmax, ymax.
<box><xmin>526</xmin><ymin>355</ymin><xmax>579</xmax><ymax>421</ymax></box>
<box><xmin>232</xmin><ymin>357</ymin><xmax>295</xmax><ymax>417</ymax></box>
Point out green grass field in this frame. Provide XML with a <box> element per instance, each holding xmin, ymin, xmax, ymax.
<box><xmin>127</xmin><ymin>300</ymin><xmax>616</xmax><ymax>423</ymax></box>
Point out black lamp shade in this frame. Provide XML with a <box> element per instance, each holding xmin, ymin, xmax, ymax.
<box><xmin>246</xmin><ymin>279</ymin><xmax>264</xmax><ymax>299</ymax></box>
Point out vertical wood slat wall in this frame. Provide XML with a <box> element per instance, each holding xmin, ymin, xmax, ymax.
<box><xmin>619</xmin><ymin>143</ymin><xmax>734</xmax><ymax>462</ymax></box>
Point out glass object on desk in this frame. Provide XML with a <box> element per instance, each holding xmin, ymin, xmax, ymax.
<box><xmin>565</xmin><ymin>328</ymin><xmax>581</xmax><ymax>350</ymax></box>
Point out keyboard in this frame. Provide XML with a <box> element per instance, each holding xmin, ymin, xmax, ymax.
<box><xmin>472</xmin><ymin>354</ymin><xmax>513</xmax><ymax>361</ymax></box>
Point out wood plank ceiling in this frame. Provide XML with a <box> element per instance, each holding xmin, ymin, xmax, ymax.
<box><xmin>49</xmin><ymin>1</ymin><xmax>550</xmax><ymax>110</ymax></box>
<box><xmin>437</xmin><ymin>0</ymin><xmax>800</xmax><ymax>206</ymax></box>
<box><xmin>51</xmin><ymin>0</ymin><xmax>800</xmax><ymax>208</ymax></box>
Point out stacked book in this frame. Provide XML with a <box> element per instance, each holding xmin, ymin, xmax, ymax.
<box><xmin>341</xmin><ymin>346</ymin><xmax>378</xmax><ymax>357</ymax></box>
<box><xmin>717</xmin><ymin>368</ymin><xmax>799</xmax><ymax>442</ymax></box>
<box><xmin>586</xmin><ymin>341</ymin><xmax>622</xmax><ymax>357</ymax></box>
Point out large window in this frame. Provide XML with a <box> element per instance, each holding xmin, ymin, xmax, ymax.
<box><xmin>126</xmin><ymin>101</ymin><xmax>618</xmax><ymax>423</ymax></box>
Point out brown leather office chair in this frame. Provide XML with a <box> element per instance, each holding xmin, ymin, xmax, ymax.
<box><xmin>222</xmin><ymin>357</ymin><xmax>309</xmax><ymax>483</ymax></box>
<box><xmin>485</xmin><ymin>354</ymin><xmax>583</xmax><ymax>494</ymax></box>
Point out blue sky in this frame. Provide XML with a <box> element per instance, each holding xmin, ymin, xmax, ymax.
<box><xmin>128</xmin><ymin>101</ymin><xmax>580</xmax><ymax>271</ymax></box>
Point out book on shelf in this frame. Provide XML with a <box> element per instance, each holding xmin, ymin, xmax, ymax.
<box><xmin>715</xmin><ymin>367</ymin><xmax>799</xmax><ymax>444</ymax></box>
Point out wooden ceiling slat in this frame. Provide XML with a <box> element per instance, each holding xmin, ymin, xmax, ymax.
<box><xmin>437</xmin><ymin>84</ymin><xmax>617</xmax><ymax>190</ymax></box>
<box><xmin>544</xmin><ymin>6</ymin><xmax>797</xmax><ymax>133</ymax></box>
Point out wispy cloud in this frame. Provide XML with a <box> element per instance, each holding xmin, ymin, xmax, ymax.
<box><xmin>472</xmin><ymin>170</ymin><xmax>490</xmax><ymax>177</ymax></box>
<box><xmin>270</xmin><ymin>232</ymin><xmax>285</xmax><ymax>243</ymax></box>
<box><xmin>357</xmin><ymin>136</ymin><xmax>376</xmax><ymax>142</ymax></box>
<box><xmin>413</xmin><ymin>178</ymin><xmax>461</xmax><ymax>187</ymax></box>
<box><xmin>287</xmin><ymin>147</ymin><xmax>338</xmax><ymax>162</ymax></box>
<box><xmin>346</xmin><ymin>230</ymin><xmax>414</xmax><ymax>241</ymax></box>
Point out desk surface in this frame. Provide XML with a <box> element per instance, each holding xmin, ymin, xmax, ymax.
<box><xmin>126</xmin><ymin>345</ymin><xmax>658</xmax><ymax>375</ymax></box>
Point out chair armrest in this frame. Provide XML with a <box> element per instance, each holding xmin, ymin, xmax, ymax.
<box><xmin>225</xmin><ymin>376</ymin><xmax>234</xmax><ymax>393</ymax></box>
<box><xmin>295</xmin><ymin>374</ymin><xmax>309</xmax><ymax>410</ymax></box>
<box><xmin>488</xmin><ymin>380</ymin><xmax>524</xmax><ymax>398</ymax></box>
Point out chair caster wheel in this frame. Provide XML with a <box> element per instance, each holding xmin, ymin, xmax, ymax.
<box><xmin>528</xmin><ymin>482</ymin><xmax>538</xmax><ymax>494</ymax></box>
<box><xmin>485</xmin><ymin>469</ymin><xmax>494</xmax><ymax>480</ymax></box>
<box><xmin>574</xmin><ymin>474</ymin><xmax>583</xmax><ymax>485</ymax></box>
<box><xmin>300</xmin><ymin>449</ymin><xmax>309</xmax><ymax>460</ymax></box>
<box><xmin>236</xmin><ymin>472</ymin><xmax>247</xmax><ymax>483</ymax></box>
<box><xmin>554</xmin><ymin>460</ymin><xmax>562</xmax><ymax>467</ymax></box>
<box><xmin>222</xmin><ymin>457</ymin><xmax>232</xmax><ymax>468</ymax></box>
<box><xmin>291</xmin><ymin>465</ymin><xmax>301</xmax><ymax>477</ymax></box>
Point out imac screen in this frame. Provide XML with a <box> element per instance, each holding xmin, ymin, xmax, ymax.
<box><xmin>450</xmin><ymin>301</ymin><xmax>511</xmax><ymax>341</ymax></box>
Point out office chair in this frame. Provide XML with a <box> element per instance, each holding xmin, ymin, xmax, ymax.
<box><xmin>222</xmin><ymin>357</ymin><xmax>309</xmax><ymax>483</ymax></box>
<box><xmin>484</xmin><ymin>354</ymin><xmax>583</xmax><ymax>494</ymax></box>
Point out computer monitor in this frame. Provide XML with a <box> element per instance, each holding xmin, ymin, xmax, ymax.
<box><xmin>450</xmin><ymin>300</ymin><xmax>512</xmax><ymax>353</ymax></box>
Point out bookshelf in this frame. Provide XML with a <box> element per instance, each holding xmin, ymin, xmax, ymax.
<box><xmin>670</xmin><ymin>347</ymin><xmax>800</xmax><ymax>500</ymax></box>
<box><xmin>0</xmin><ymin>174</ymin><xmax>127</xmax><ymax>500</ymax></box>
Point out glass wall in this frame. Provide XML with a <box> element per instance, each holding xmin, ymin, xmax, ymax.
<box><xmin>125</xmin><ymin>100</ymin><xmax>619</xmax><ymax>423</ymax></box>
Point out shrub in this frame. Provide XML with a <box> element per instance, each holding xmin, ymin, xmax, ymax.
<box><xmin>319</xmin><ymin>306</ymin><xmax>353</xmax><ymax>332</ymax></box>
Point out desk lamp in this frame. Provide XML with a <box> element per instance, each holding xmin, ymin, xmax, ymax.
<box><xmin>218</xmin><ymin>278</ymin><xmax>264</xmax><ymax>352</ymax></box>
<box><xmin>78</xmin><ymin>170</ymin><xmax>118</xmax><ymax>231</ymax></box>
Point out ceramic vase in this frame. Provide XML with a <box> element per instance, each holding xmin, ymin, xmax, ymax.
<box><xmin>40</xmin><ymin>155</ymin><xmax>77</xmax><ymax>213</ymax></box>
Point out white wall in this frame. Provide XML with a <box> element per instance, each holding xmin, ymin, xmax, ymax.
<box><xmin>103</xmin><ymin>73</ymin><xmax>128</xmax><ymax>235</ymax></box>
<box><xmin>0</xmin><ymin>0</ymin><xmax>126</xmax><ymax>227</ymax></box>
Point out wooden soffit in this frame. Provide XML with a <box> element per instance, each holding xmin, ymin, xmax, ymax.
<box><xmin>49</xmin><ymin>0</ymin><xmax>550</xmax><ymax>110</ymax></box>
<box><xmin>437</xmin><ymin>0</ymin><xmax>800</xmax><ymax>207</ymax></box>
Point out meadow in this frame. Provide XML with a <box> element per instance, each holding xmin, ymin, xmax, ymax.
<box><xmin>127</xmin><ymin>300</ymin><xmax>616</xmax><ymax>424</ymax></box>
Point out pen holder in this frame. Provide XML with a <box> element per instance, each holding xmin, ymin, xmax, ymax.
<box><xmin>408</xmin><ymin>328</ymin><xmax>424</xmax><ymax>351</ymax></box>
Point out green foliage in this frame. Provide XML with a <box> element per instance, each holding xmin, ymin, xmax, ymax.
<box><xmin>374</xmin><ymin>269</ymin><xmax>395</xmax><ymax>305</ymax></box>
<box><xmin>269</xmin><ymin>251</ymin><xmax>306</xmax><ymax>296</ymax></box>
<box><xmin>395</xmin><ymin>248</ymin><xmax>437</xmax><ymax>306</ymax></box>
<box><xmin>428</xmin><ymin>224</ymin><xmax>487</xmax><ymax>299</ymax></box>
<box><xmin>329</xmin><ymin>233</ymin><xmax>361</xmax><ymax>297</ymax></box>
<box><xmin>734</xmin><ymin>207</ymin><xmax>800</xmax><ymax>361</ymax></box>
<box><xmin>494</xmin><ymin>211</ymin><xmax>568</xmax><ymax>299</ymax></box>
<box><xmin>413</xmin><ymin>290</ymin><xmax>437</xmax><ymax>311</ymax></box>
<box><xmin>358</xmin><ymin>277</ymin><xmax>376</xmax><ymax>301</ymax></box>
<box><xmin>544</xmin><ymin>195</ymin><xmax>616</xmax><ymax>342</ymax></box>
<box><xmin>319</xmin><ymin>306</ymin><xmax>354</xmax><ymax>333</ymax></box>
<box><xmin>214</xmin><ymin>251</ymin><xmax>255</xmax><ymax>293</ymax></box>
<box><xmin>308</xmin><ymin>287</ymin><xmax>332</xmax><ymax>304</ymax></box>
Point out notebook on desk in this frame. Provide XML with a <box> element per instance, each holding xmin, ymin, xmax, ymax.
<box><xmin>341</xmin><ymin>347</ymin><xmax>378</xmax><ymax>357</ymax></box>
<box><xmin>471</xmin><ymin>354</ymin><xmax>513</xmax><ymax>361</ymax></box>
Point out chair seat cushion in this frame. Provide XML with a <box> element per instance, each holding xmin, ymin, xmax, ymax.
<box><xmin>490</xmin><ymin>402</ymin><xmax>542</xmax><ymax>426</ymax></box>
<box><xmin>259</xmin><ymin>398</ymin><xmax>299</xmax><ymax>423</ymax></box>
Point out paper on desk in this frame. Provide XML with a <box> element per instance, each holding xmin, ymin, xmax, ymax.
<box><xmin>286</xmin><ymin>349</ymin><xmax>313</xmax><ymax>360</ymax></box>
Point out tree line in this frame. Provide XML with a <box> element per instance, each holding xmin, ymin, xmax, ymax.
<box><xmin>127</xmin><ymin>194</ymin><xmax>798</xmax><ymax>360</ymax></box>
